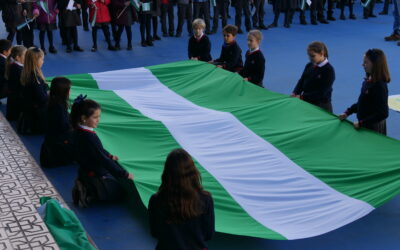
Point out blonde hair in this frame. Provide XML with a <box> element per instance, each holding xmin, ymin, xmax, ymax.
<box><xmin>5</xmin><ymin>45</ymin><xmax>26</xmax><ymax>80</ymax></box>
<box><xmin>248</xmin><ymin>30</ymin><xmax>263</xmax><ymax>42</ymax></box>
<box><xmin>20</xmin><ymin>47</ymin><xmax>45</xmax><ymax>86</ymax></box>
<box><xmin>192</xmin><ymin>18</ymin><xmax>206</xmax><ymax>29</ymax></box>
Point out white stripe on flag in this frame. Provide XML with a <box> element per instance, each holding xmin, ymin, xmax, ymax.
<box><xmin>91</xmin><ymin>68</ymin><xmax>374</xmax><ymax>239</ymax></box>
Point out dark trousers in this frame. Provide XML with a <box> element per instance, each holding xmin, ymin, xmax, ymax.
<box><xmin>7</xmin><ymin>30</ymin><xmax>22</xmax><ymax>44</ymax></box>
<box><xmin>326</xmin><ymin>0</ymin><xmax>335</xmax><ymax>17</ymax></box>
<box><xmin>115</xmin><ymin>25</ymin><xmax>132</xmax><ymax>46</ymax></box>
<box><xmin>193</xmin><ymin>2</ymin><xmax>211</xmax><ymax>32</ymax></box>
<box><xmin>364</xmin><ymin>120</ymin><xmax>387</xmax><ymax>135</ymax></box>
<box><xmin>80</xmin><ymin>173</ymin><xmax>125</xmax><ymax>202</ymax></box>
<box><xmin>152</xmin><ymin>15</ymin><xmax>159</xmax><ymax>36</ymax></box>
<box><xmin>363</xmin><ymin>0</ymin><xmax>376</xmax><ymax>17</ymax></box>
<box><xmin>20</xmin><ymin>26</ymin><xmax>34</xmax><ymax>47</ymax></box>
<box><xmin>39</xmin><ymin>27</ymin><xmax>54</xmax><ymax>49</ymax></box>
<box><xmin>340</xmin><ymin>0</ymin><xmax>354</xmax><ymax>15</ymax></box>
<box><xmin>92</xmin><ymin>23</ymin><xmax>112</xmax><ymax>48</ymax></box>
<box><xmin>161</xmin><ymin>3</ymin><xmax>175</xmax><ymax>34</ymax></box>
<box><xmin>235</xmin><ymin>0</ymin><xmax>251</xmax><ymax>30</ymax></box>
<box><xmin>311</xmin><ymin>0</ymin><xmax>325</xmax><ymax>21</ymax></box>
<box><xmin>252</xmin><ymin>0</ymin><xmax>265</xmax><ymax>27</ymax></box>
<box><xmin>272</xmin><ymin>9</ymin><xmax>293</xmax><ymax>25</ymax></box>
<box><xmin>212</xmin><ymin>0</ymin><xmax>228</xmax><ymax>31</ymax></box>
<box><xmin>65</xmin><ymin>26</ymin><xmax>79</xmax><ymax>49</ymax></box>
<box><xmin>382</xmin><ymin>0</ymin><xmax>390</xmax><ymax>12</ymax></box>
<box><xmin>139</xmin><ymin>12</ymin><xmax>152</xmax><ymax>42</ymax></box>
<box><xmin>176</xmin><ymin>3</ymin><xmax>193</xmax><ymax>34</ymax></box>
<box><xmin>81</xmin><ymin>1</ymin><xmax>89</xmax><ymax>29</ymax></box>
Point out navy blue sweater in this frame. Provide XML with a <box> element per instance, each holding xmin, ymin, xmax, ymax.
<box><xmin>215</xmin><ymin>41</ymin><xmax>243</xmax><ymax>72</ymax></box>
<box><xmin>45</xmin><ymin>103</ymin><xmax>72</xmax><ymax>142</ymax></box>
<box><xmin>240</xmin><ymin>49</ymin><xmax>265</xmax><ymax>86</ymax></box>
<box><xmin>293</xmin><ymin>62</ymin><xmax>335</xmax><ymax>105</ymax></box>
<box><xmin>74</xmin><ymin>128</ymin><xmax>129</xmax><ymax>179</ymax></box>
<box><xmin>188</xmin><ymin>35</ymin><xmax>212</xmax><ymax>62</ymax></box>
<box><xmin>149</xmin><ymin>192</ymin><xmax>215</xmax><ymax>250</ymax></box>
<box><xmin>346</xmin><ymin>80</ymin><xmax>389</xmax><ymax>126</ymax></box>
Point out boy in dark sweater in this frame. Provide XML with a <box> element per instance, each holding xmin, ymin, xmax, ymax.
<box><xmin>240</xmin><ymin>30</ymin><xmax>265</xmax><ymax>86</ymax></box>
<box><xmin>212</xmin><ymin>25</ymin><xmax>243</xmax><ymax>72</ymax></box>
<box><xmin>188</xmin><ymin>18</ymin><xmax>212</xmax><ymax>62</ymax></box>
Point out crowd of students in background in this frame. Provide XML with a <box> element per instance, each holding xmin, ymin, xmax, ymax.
<box><xmin>0</xmin><ymin>2</ymin><xmax>393</xmax><ymax>246</ymax></box>
<box><xmin>1</xmin><ymin>0</ymin><xmax>398</xmax><ymax>53</ymax></box>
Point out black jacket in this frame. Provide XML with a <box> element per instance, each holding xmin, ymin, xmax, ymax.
<box><xmin>215</xmin><ymin>41</ymin><xmax>243</xmax><ymax>72</ymax></box>
<box><xmin>293</xmin><ymin>62</ymin><xmax>335</xmax><ymax>105</ymax></box>
<box><xmin>74</xmin><ymin>128</ymin><xmax>129</xmax><ymax>179</ymax></box>
<box><xmin>346</xmin><ymin>80</ymin><xmax>389</xmax><ymax>126</ymax></box>
<box><xmin>188</xmin><ymin>34</ymin><xmax>212</xmax><ymax>62</ymax></box>
<box><xmin>0</xmin><ymin>56</ymin><xmax>6</xmax><ymax>97</ymax></box>
<box><xmin>45</xmin><ymin>103</ymin><xmax>72</xmax><ymax>142</ymax></box>
<box><xmin>240</xmin><ymin>49</ymin><xmax>265</xmax><ymax>86</ymax></box>
<box><xmin>149</xmin><ymin>192</ymin><xmax>215</xmax><ymax>250</ymax></box>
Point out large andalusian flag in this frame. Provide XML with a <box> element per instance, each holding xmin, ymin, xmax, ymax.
<box><xmin>66</xmin><ymin>61</ymin><xmax>400</xmax><ymax>240</ymax></box>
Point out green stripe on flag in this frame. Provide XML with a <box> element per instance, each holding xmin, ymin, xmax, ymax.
<box><xmin>67</xmin><ymin>75</ymin><xmax>286</xmax><ymax>240</ymax></box>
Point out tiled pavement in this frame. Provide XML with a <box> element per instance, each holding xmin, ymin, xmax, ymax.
<box><xmin>0</xmin><ymin>112</ymin><xmax>62</xmax><ymax>250</ymax></box>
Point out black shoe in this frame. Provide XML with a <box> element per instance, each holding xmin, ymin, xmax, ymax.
<box><xmin>327</xmin><ymin>15</ymin><xmax>336</xmax><ymax>21</ymax></box>
<box><xmin>238</xmin><ymin>29</ymin><xmax>244</xmax><ymax>34</ymax></box>
<box><xmin>319</xmin><ymin>19</ymin><xmax>329</xmax><ymax>24</ymax></box>
<box><xmin>41</xmin><ymin>48</ymin><xmax>47</xmax><ymax>55</ymax></box>
<box><xmin>91</xmin><ymin>46</ymin><xmax>97</xmax><ymax>52</ymax></box>
<box><xmin>284</xmin><ymin>23</ymin><xmax>290</xmax><ymax>28</ymax></box>
<box><xmin>379</xmin><ymin>11</ymin><xmax>388</xmax><ymax>15</ymax></box>
<box><xmin>72</xmin><ymin>179</ymin><xmax>89</xmax><ymax>208</ymax></box>
<box><xmin>311</xmin><ymin>20</ymin><xmax>318</xmax><ymax>25</ymax></box>
<box><xmin>141</xmin><ymin>41</ymin><xmax>147</xmax><ymax>47</ymax></box>
<box><xmin>74</xmin><ymin>46</ymin><xmax>84</xmax><ymax>52</ymax></box>
<box><xmin>49</xmin><ymin>46</ymin><xmax>57</xmax><ymax>54</ymax></box>
<box><xmin>108</xmin><ymin>45</ymin><xmax>117</xmax><ymax>51</ymax></box>
<box><xmin>146</xmin><ymin>40</ymin><xmax>154</xmax><ymax>46</ymax></box>
<box><xmin>363</xmin><ymin>15</ymin><xmax>369</xmax><ymax>19</ymax></box>
<box><xmin>66</xmin><ymin>47</ymin><xmax>72</xmax><ymax>53</ymax></box>
<box><xmin>259</xmin><ymin>24</ymin><xmax>268</xmax><ymax>30</ymax></box>
<box><xmin>267</xmin><ymin>23</ymin><xmax>277</xmax><ymax>28</ymax></box>
<box><xmin>169</xmin><ymin>31</ymin><xmax>174</xmax><ymax>37</ymax></box>
<box><xmin>369</xmin><ymin>14</ymin><xmax>377</xmax><ymax>18</ymax></box>
<box><xmin>349</xmin><ymin>14</ymin><xmax>356</xmax><ymax>19</ymax></box>
<box><xmin>340</xmin><ymin>13</ymin><xmax>346</xmax><ymax>20</ymax></box>
<box><xmin>127</xmin><ymin>44</ymin><xmax>132</xmax><ymax>50</ymax></box>
<box><xmin>300</xmin><ymin>18</ymin><xmax>307</xmax><ymax>25</ymax></box>
<box><xmin>115</xmin><ymin>44</ymin><xmax>121</xmax><ymax>50</ymax></box>
<box><xmin>153</xmin><ymin>35</ymin><xmax>161</xmax><ymax>40</ymax></box>
<box><xmin>162</xmin><ymin>32</ymin><xmax>169</xmax><ymax>37</ymax></box>
<box><xmin>175</xmin><ymin>32</ymin><xmax>182</xmax><ymax>37</ymax></box>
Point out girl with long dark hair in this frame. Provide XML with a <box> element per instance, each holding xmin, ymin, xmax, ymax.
<box><xmin>148</xmin><ymin>148</ymin><xmax>215</xmax><ymax>250</ymax></box>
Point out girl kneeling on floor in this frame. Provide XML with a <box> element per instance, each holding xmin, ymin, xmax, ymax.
<box><xmin>70</xmin><ymin>95</ymin><xmax>134</xmax><ymax>207</ymax></box>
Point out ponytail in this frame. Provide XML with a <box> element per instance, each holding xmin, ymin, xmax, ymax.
<box><xmin>70</xmin><ymin>95</ymin><xmax>101</xmax><ymax>129</ymax></box>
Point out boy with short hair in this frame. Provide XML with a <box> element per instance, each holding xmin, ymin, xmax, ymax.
<box><xmin>212</xmin><ymin>25</ymin><xmax>243</xmax><ymax>72</ymax></box>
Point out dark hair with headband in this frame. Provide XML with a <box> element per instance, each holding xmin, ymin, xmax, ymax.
<box><xmin>70</xmin><ymin>95</ymin><xmax>101</xmax><ymax>129</ymax></box>
<box><xmin>365</xmin><ymin>49</ymin><xmax>390</xmax><ymax>83</ymax></box>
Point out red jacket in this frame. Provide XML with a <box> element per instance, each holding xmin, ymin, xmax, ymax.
<box><xmin>87</xmin><ymin>0</ymin><xmax>111</xmax><ymax>23</ymax></box>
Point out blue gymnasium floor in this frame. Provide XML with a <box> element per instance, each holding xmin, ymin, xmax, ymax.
<box><xmin>1</xmin><ymin>3</ymin><xmax>400</xmax><ymax>250</ymax></box>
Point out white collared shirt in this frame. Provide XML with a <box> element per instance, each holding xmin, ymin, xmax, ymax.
<box><xmin>250</xmin><ymin>47</ymin><xmax>260</xmax><ymax>53</ymax></box>
<box><xmin>316</xmin><ymin>58</ymin><xmax>329</xmax><ymax>67</ymax></box>
<box><xmin>15</xmin><ymin>61</ymin><xmax>23</xmax><ymax>67</ymax></box>
<box><xmin>79</xmin><ymin>124</ymin><xmax>94</xmax><ymax>131</ymax></box>
<box><xmin>195</xmin><ymin>32</ymin><xmax>204</xmax><ymax>40</ymax></box>
<box><xmin>0</xmin><ymin>54</ymin><xmax>7</xmax><ymax>59</ymax></box>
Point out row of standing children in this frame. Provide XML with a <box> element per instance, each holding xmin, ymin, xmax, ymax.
<box><xmin>188</xmin><ymin>20</ymin><xmax>265</xmax><ymax>86</ymax></box>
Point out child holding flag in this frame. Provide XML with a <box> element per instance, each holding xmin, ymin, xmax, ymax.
<box><xmin>212</xmin><ymin>25</ymin><xmax>243</xmax><ymax>72</ymax></box>
<box><xmin>88</xmin><ymin>0</ymin><xmax>116</xmax><ymax>51</ymax></box>
<box><xmin>34</xmin><ymin>0</ymin><xmax>59</xmax><ymax>54</ymax></box>
<box><xmin>240</xmin><ymin>30</ymin><xmax>265</xmax><ymax>86</ymax></box>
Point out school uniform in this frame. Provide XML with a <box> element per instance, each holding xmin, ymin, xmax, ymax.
<box><xmin>19</xmin><ymin>2</ymin><xmax>36</xmax><ymax>48</ymax></box>
<box><xmin>57</xmin><ymin>0</ymin><xmax>83</xmax><ymax>52</ymax></box>
<box><xmin>270</xmin><ymin>0</ymin><xmax>297</xmax><ymax>27</ymax></box>
<box><xmin>363</xmin><ymin>0</ymin><xmax>376</xmax><ymax>18</ymax></box>
<box><xmin>193</xmin><ymin>0</ymin><xmax>211</xmax><ymax>33</ymax></box>
<box><xmin>234</xmin><ymin>0</ymin><xmax>251</xmax><ymax>32</ymax></box>
<box><xmin>148</xmin><ymin>192</ymin><xmax>215</xmax><ymax>250</ymax></box>
<box><xmin>73</xmin><ymin>126</ymin><xmax>130</xmax><ymax>202</ymax></box>
<box><xmin>33</xmin><ymin>0</ymin><xmax>58</xmax><ymax>52</ymax></box>
<box><xmin>344</xmin><ymin>79</ymin><xmax>389</xmax><ymax>135</ymax></box>
<box><xmin>176</xmin><ymin>0</ymin><xmax>193</xmax><ymax>37</ymax></box>
<box><xmin>214</xmin><ymin>40</ymin><xmax>243</xmax><ymax>72</ymax></box>
<box><xmin>160</xmin><ymin>0</ymin><xmax>174</xmax><ymax>36</ymax></box>
<box><xmin>151</xmin><ymin>0</ymin><xmax>161</xmax><ymax>39</ymax></box>
<box><xmin>111</xmin><ymin>0</ymin><xmax>135</xmax><ymax>49</ymax></box>
<box><xmin>139</xmin><ymin>0</ymin><xmax>153</xmax><ymax>45</ymax></box>
<box><xmin>188</xmin><ymin>33</ymin><xmax>212</xmax><ymax>62</ymax></box>
<box><xmin>40</xmin><ymin>102</ymin><xmax>74</xmax><ymax>167</ymax></box>
<box><xmin>0</xmin><ymin>54</ymin><xmax>7</xmax><ymax>99</ymax></box>
<box><xmin>87</xmin><ymin>0</ymin><xmax>115</xmax><ymax>50</ymax></box>
<box><xmin>211</xmin><ymin>0</ymin><xmax>228</xmax><ymax>33</ymax></box>
<box><xmin>18</xmin><ymin>74</ymin><xmax>49</xmax><ymax>134</ymax></box>
<box><xmin>340</xmin><ymin>0</ymin><xmax>355</xmax><ymax>19</ymax></box>
<box><xmin>240</xmin><ymin>48</ymin><xmax>265</xmax><ymax>86</ymax></box>
<box><xmin>2</xmin><ymin>0</ymin><xmax>22</xmax><ymax>42</ymax></box>
<box><xmin>6</xmin><ymin>62</ymin><xmax>23</xmax><ymax>121</ymax></box>
<box><xmin>293</xmin><ymin>59</ymin><xmax>335</xmax><ymax>112</ymax></box>
<box><xmin>252</xmin><ymin>0</ymin><xmax>266</xmax><ymax>28</ymax></box>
